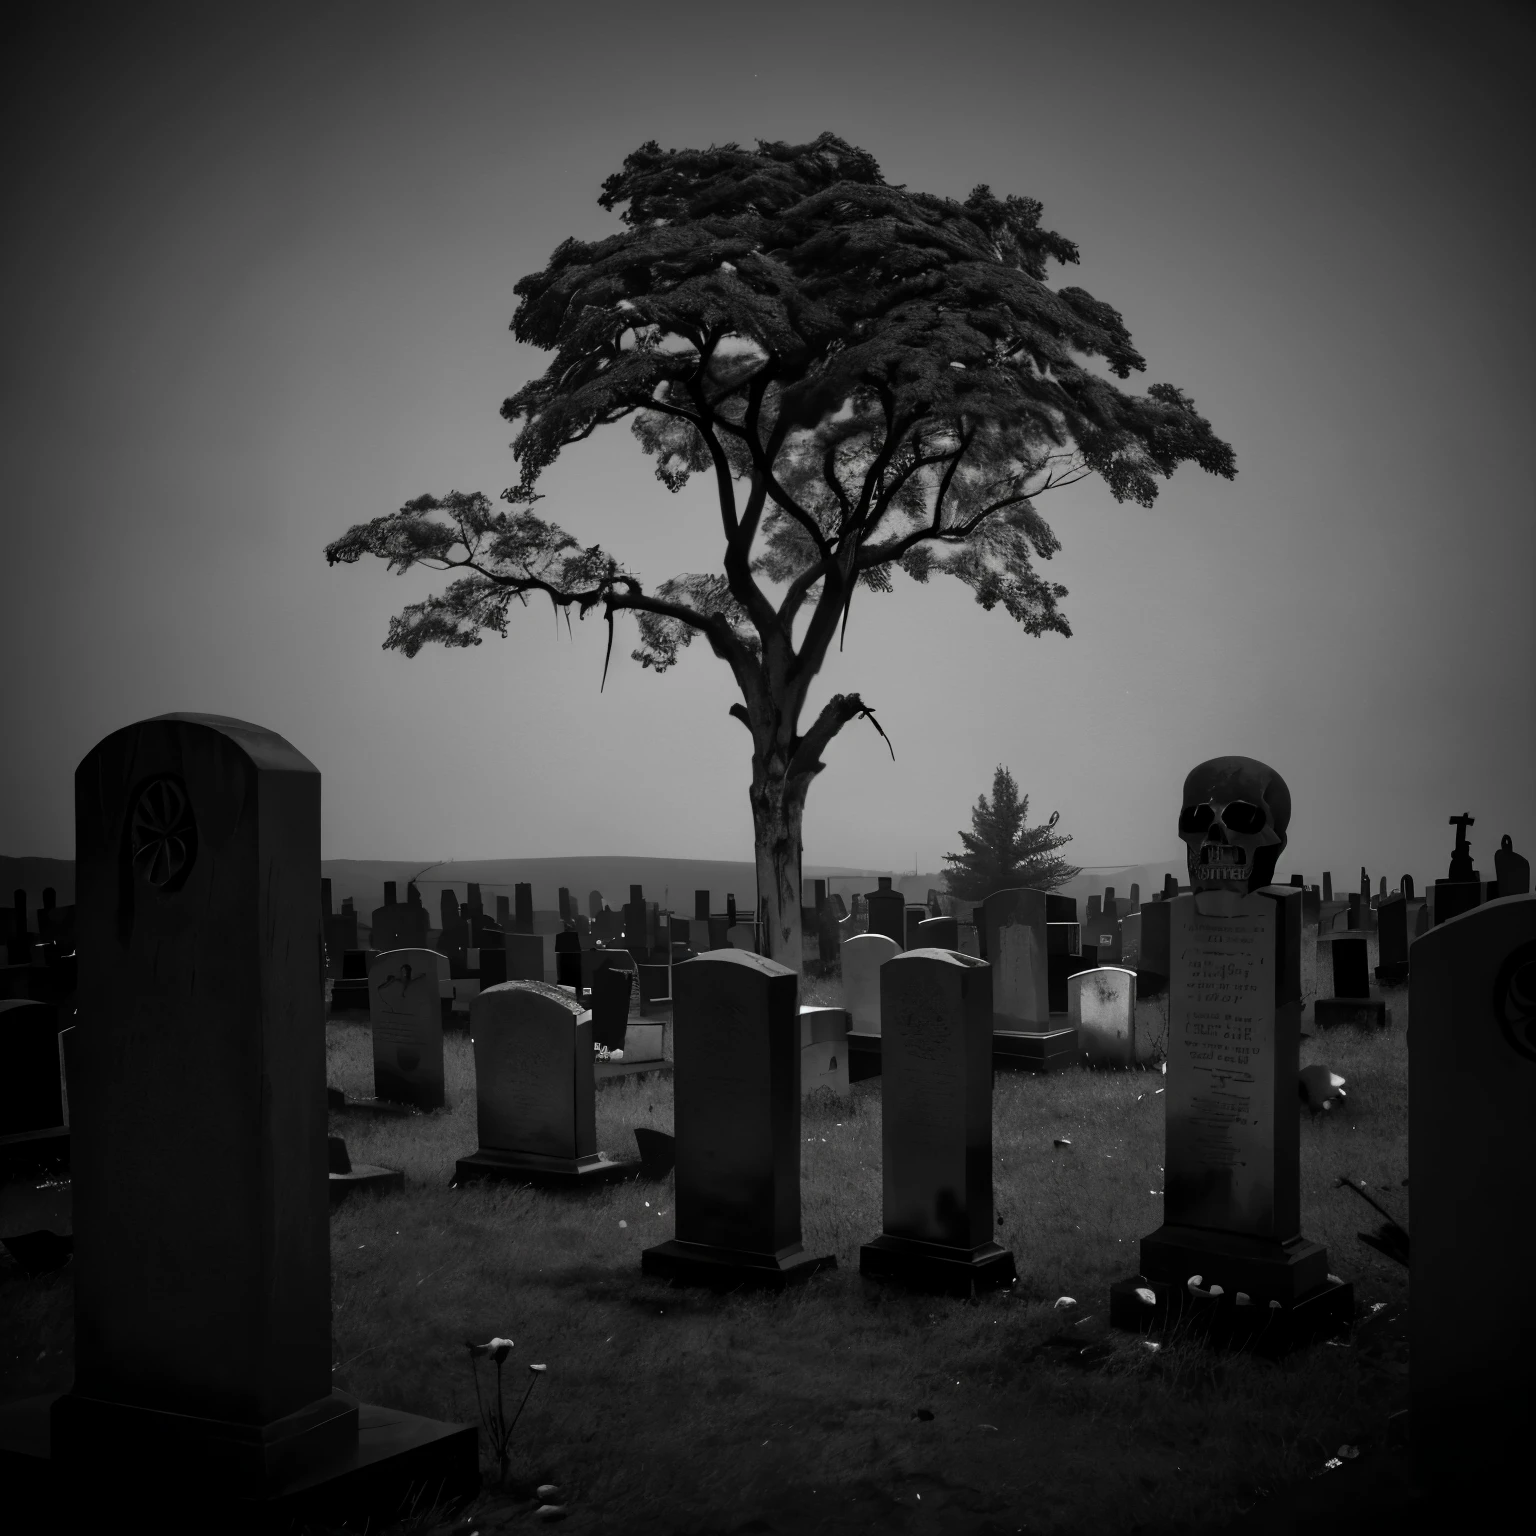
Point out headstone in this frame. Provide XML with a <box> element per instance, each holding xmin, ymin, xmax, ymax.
<box><xmin>843</xmin><ymin>932</ymin><xmax>900</xmax><ymax>1035</ymax></box>
<box><xmin>865</xmin><ymin>878</ymin><xmax>905</xmax><ymax>948</ymax></box>
<box><xmin>1070</xmin><ymin>967</ymin><xmax>1137</xmax><ymax>1068</ymax></box>
<box><xmin>0</xmin><ymin>998</ymin><xmax>64</xmax><ymax>1135</ymax></box>
<box><xmin>1119</xmin><ymin>911</ymin><xmax>1142</xmax><ymax>969</ymax></box>
<box><xmin>589</xmin><ymin>964</ymin><xmax>632</xmax><ymax>1051</ymax></box>
<box><xmin>554</xmin><ymin>930</ymin><xmax>583</xmax><ymax>992</ymax></box>
<box><xmin>454</xmin><ymin>981</ymin><xmax>637</xmax><ymax>1187</ymax></box>
<box><xmin>642</xmin><ymin>951</ymin><xmax>835</xmax><ymax>1287</ymax></box>
<box><xmin>368</xmin><ymin>949</ymin><xmax>448</xmax><ymax>1109</ymax></box>
<box><xmin>980</xmin><ymin>888</ymin><xmax>1049</xmax><ymax>1031</ymax></box>
<box><xmin>688</xmin><ymin>917</ymin><xmax>712</xmax><ymax>952</ymax></box>
<box><xmin>916</xmin><ymin>914</ymin><xmax>958</xmax><ymax>949</ymax></box>
<box><xmin>1375</xmin><ymin>895</ymin><xmax>1410</xmax><ymax>984</ymax></box>
<box><xmin>1330</xmin><ymin>936</ymin><xmax>1370</xmax><ymax>998</ymax></box>
<box><xmin>800</xmin><ymin>1005</ymin><xmax>849</xmax><ymax>1098</ymax></box>
<box><xmin>1085</xmin><ymin>894</ymin><xmax>1102</xmax><ymax>926</ymax></box>
<box><xmin>903</xmin><ymin>906</ymin><xmax>927</xmax><ymax>951</ymax></box>
<box><xmin>694</xmin><ymin>890</ymin><xmax>710</xmax><ymax>922</ymax></box>
<box><xmin>590</xmin><ymin>890</ymin><xmax>604</xmax><ymax>920</ymax></box>
<box><xmin>1112</xmin><ymin>882</ymin><xmax>1350</xmax><ymax>1346</ymax></box>
<box><xmin>1436</xmin><ymin>813</ymin><xmax>1484</xmax><ymax>926</ymax></box>
<box><xmin>1410</xmin><ymin>894</ymin><xmax>1536</xmax><ymax>1498</ymax></box>
<box><xmin>1162</xmin><ymin>872</ymin><xmax>1179</xmax><ymax>900</ymax></box>
<box><xmin>726</xmin><ymin>894</ymin><xmax>738</xmax><ymax>927</ymax></box>
<box><xmin>467</xmin><ymin>883</ymin><xmax>484</xmax><ymax>924</ymax></box>
<box><xmin>726</xmin><ymin>923</ymin><xmax>756</xmax><ymax>951</ymax></box>
<box><xmin>1402</xmin><ymin>874</ymin><xmax>1415</xmax><ymax>902</ymax></box>
<box><xmin>514</xmin><ymin>883</ymin><xmax>534</xmax><ymax>933</ymax></box>
<box><xmin>503</xmin><ymin>931</ymin><xmax>544</xmax><ymax>983</ymax></box>
<box><xmin>370</xmin><ymin>883</ymin><xmax>428</xmax><ymax>953</ymax></box>
<box><xmin>1129</xmin><ymin>882</ymin><xmax>1141</xmax><ymax>909</ymax></box>
<box><xmin>859</xmin><ymin>949</ymin><xmax>1015</xmax><ymax>1295</ymax></box>
<box><xmin>1322</xmin><ymin>872</ymin><xmax>1333</xmax><ymax>903</ymax></box>
<box><xmin>1496</xmin><ymin>836</ymin><xmax>1530</xmax><ymax>899</ymax></box>
<box><xmin>53</xmin><ymin>713</ymin><xmax>474</xmax><ymax>1499</ymax></box>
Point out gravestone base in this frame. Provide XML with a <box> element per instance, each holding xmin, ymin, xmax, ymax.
<box><xmin>329</xmin><ymin>1165</ymin><xmax>406</xmax><ymax>1207</ymax></box>
<box><xmin>640</xmin><ymin>1237</ymin><xmax>836</xmax><ymax>1291</ymax></box>
<box><xmin>1133</xmin><ymin>1223</ymin><xmax>1332</xmax><ymax>1305</ymax></box>
<box><xmin>329</xmin><ymin>980</ymin><xmax>370</xmax><ymax>1012</ymax></box>
<box><xmin>1373</xmin><ymin>962</ymin><xmax>1410</xmax><ymax>986</ymax></box>
<box><xmin>858</xmin><ymin>1233</ymin><xmax>1017</xmax><ymax>1297</ymax></box>
<box><xmin>2</xmin><ymin>1392</ymin><xmax>476</xmax><ymax>1524</ymax></box>
<box><xmin>452</xmin><ymin>1147</ymin><xmax>640</xmax><ymax>1189</ymax></box>
<box><xmin>1313</xmin><ymin>996</ymin><xmax>1389</xmax><ymax>1029</ymax></box>
<box><xmin>992</xmin><ymin>1028</ymin><xmax>1077</xmax><ymax>1072</ymax></box>
<box><xmin>372</xmin><ymin>1073</ymin><xmax>446</xmax><ymax>1113</ymax></box>
<box><xmin>1108</xmin><ymin>1272</ymin><xmax>1354</xmax><ymax>1357</ymax></box>
<box><xmin>0</xmin><ymin>1127</ymin><xmax>69</xmax><ymax>1178</ymax></box>
<box><xmin>847</xmin><ymin>1031</ymin><xmax>882</xmax><ymax>1081</ymax></box>
<box><xmin>595</xmin><ymin>1059</ymin><xmax>673</xmax><ymax>1089</ymax></box>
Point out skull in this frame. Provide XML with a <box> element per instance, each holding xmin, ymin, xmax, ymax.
<box><xmin>1178</xmin><ymin>757</ymin><xmax>1291</xmax><ymax>895</ymax></box>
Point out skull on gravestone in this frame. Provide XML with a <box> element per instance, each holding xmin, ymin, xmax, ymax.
<box><xmin>1178</xmin><ymin>756</ymin><xmax>1291</xmax><ymax>896</ymax></box>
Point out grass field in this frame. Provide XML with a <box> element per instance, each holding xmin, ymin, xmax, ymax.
<box><xmin>0</xmin><ymin>931</ymin><xmax>1412</xmax><ymax>1534</ymax></box>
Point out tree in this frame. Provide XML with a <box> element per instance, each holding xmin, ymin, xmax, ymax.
<box><xmin>942</xmin><ymin>767</ymin><xmax>1080</xmax><ymax>901</ymax></box>
<box><xmin>325</xmin><ymin>133</ymin><xmax>1235</xmax><ymax>973</ymax></box>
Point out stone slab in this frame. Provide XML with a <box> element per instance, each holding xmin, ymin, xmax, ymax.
<box><xmin>859</xmin><ymin>1233</ymin><xmax>1017</xmax><ymax>1297</ymax></box>
<box><xmin>846</xmin><ymin>1030</ymin><xmax>882</xmax><ymax>1081</ymax></box>
<box><xmin>621</xmin><ymin>1022</ymin><xmax>666</xmax><ymax>1062</ymax></box>
<box><xmin>640</xmin><ymin>1237</ymin><xmax>836</xmax><ymax>1290</ymax></box>
<box><xmin>451</xmin><ymin>1149</ymin><xmax>640</xmax><ymax>1188</ymax></box>
<box><xmin>1313</xmin><ymin>997</ymin><xmax>1389</xmax><ymax>1029</ymax></box>
<box><xmin>992</xmin><ymin>1028</ymin><xmax>1077</xmax><ymax>1072</ymax></box>
<box><xmin>328</xmin><ymin>1166</ymin><xmax>405</xmax><ymax>1208</ymax></box>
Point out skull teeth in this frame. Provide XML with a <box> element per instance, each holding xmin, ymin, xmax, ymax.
<box><xmin>1199</xmin><ymin>846</ymin><xmax>1247</xmax><ymax>867</ymax></box>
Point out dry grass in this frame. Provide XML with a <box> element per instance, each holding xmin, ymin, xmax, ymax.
<box><xmin>0</xmin><ymin>929</ymin><xmax>1410</xmax><ymax>1535</ymax></box>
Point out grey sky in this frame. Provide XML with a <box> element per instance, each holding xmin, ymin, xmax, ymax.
<box><xmin>2</xmin><ymin>0</ymin><xmax>1530</xmax><ymax>889</ymax></box>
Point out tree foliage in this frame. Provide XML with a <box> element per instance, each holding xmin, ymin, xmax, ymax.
<box><xmin>942</xmin><ymin>766</ymin><xmax>1080</xmax><ymax>901</ymax></box>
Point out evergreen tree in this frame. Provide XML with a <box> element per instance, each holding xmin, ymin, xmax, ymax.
<box><xmin>942</xmin><ymin>767</ymin><xmax>1079</xmax><ymax>900</ymax></box>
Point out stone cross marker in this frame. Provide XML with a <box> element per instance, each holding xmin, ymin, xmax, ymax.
<box><xmin>368</xmin><ymin>949</ymin><xmax>448</xmax><ymax>1110</ymax></box>
<box><xmin>642</xmin><ymin>950</ymin><xmax>834</xmax><ymax>1288</ymax></box>
<box><xmin>859</xmin><ymin>949</ymin><xmax>1015</xmax><ymax>1295</ymax></box>
<box><xmin>50</xmin><ymin>713</ymin><xmax>475</xmax><ymax>1500</ymax></box>
<box><xmin>1410</xmin><ymin>893</ymin><xmax>1535</xmax><ymax>1498</ymax></box>
<box><xmin>843</xmin><ymin>932</ymin><xmax>900</xmax><ymax>1035</ymax></box>
<box><xmin>454</xmin><ymin>981</ymin><xmax>637</xmax><ymax>1187</ymax></box>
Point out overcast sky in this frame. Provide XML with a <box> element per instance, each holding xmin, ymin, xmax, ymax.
<box><xmin>2</xmin><ymin>0</ymin><xmax>1530</xmax><ymax>889</ymax></box>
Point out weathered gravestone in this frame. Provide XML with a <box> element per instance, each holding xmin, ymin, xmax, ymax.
<box><xmin>1137</xmin><ymin>898</ymin><xmax>1172</xmax><ymax>999</ymax></box>
<box><xmin>1111</xmin><ymin>756</ymin><xmax>1351</xmax><ymax>1353</ymax></box>
<box><xmin>1495</xmin><ymin>834</ymin><xmax>1531</xmax><ymax>898</ymax></box>
<box><xmin>916</xmin><ymin>914</ymin><xmax>958</xmax><ymax>949</ymax></box>
<box><xmin>859</xmin><ymin>949</ymin><xmax>1015</xmax><ymax>1295</ymax></box>
<box><xmin>454</xmin><ymin>982</ymin><xmax>638</xmax><ymax>1187</ymax></box>
<box><xmin>504</xmin><ymin>931</ymin><xmax>545</xmax><ymax>983</ymax></box>
<box><xmin>0</xmin><ymin>998</ymin><xmax>68</xmax><ymax>1173</ymax></box>
<box><xmin>1070</xmin><ymin>967</ymin><xmax>1137</xmax><ymax>1068</ymax></box>
<box><xmin>642</xmin><ymin>951</ymin><xmax>834</xmax><ymax>1288</ymax></box>
<box><xmin>1374</xmin><ymin>895</ymin><xmax>1410</xmax><ymax>985</ymax></box>
<box><xmin>44</xmin><ymin>713</ymin><xmax>474</xmax><ymax>1506</ymax></box>
<box><xmin>865</xmin><ymin>878</ymin><xmax>906</xmax><ymax>948</ymax></box>
<box><xmin>799</xmin><ymin>1005</ymin><xmax>848</xmax><ymax>1099</ymax></box>
<box><xmin>1314</xmin><ymin>934</ymin><xmax>1386</xmax><ymax>1028</ymax></box>
<box><xmin>1410</xmin><ymin>894</ymin><xmax>1535</xmax><ymax>1502</ymax></box>
<box><xmin>368</xmin><ymin>950</ymin><xmax>448</xmax><ymax>1110</ymax></box>
<box><xmin>589</xmin><ymin>963</ymin><xmax>633</xmax><ymax>1051</ymax></box>
<box><xmin>982</xmin><ymin>887</ymin><xmax>1075</xmax><ymax>1071</ymax></box>
<box><xmin>843</xmin><ymin>932</ymin><xmax>900</xmax><ymax>1035</ymax></box>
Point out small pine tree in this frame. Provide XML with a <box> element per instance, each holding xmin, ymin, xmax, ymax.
<box><xmin>942</xmin><ymin>767</ymin><xmax>1080</xmax><ymax>901</ymax></box>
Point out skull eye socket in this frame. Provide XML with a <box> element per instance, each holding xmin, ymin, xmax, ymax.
<box><xmin>1179</xmin><ymin>805</ymin><xmax>1214</xmax><ymax>835</ymax></box>
<box><xmin>1219</xmin><ymin>801</ymin><xmax>1268</xmax><ymax>835</ymax></box>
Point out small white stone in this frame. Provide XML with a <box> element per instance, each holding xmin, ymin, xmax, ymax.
<box><xmin>536</xmin><ymin>1506</ymin><xmax>567</xmax><ymax>1522</ymax></box>
<box><xmin>1236</xmin><ymin>1292</ymin><xmax>1251</xmax><ymax>1306</ymax></box>
<box><xmin>1187</xmin><ymin>1274</ymin><xmax>1203</xmax><ymax>1288</ymax></box>
<box><xmin>1207</xmin><ymin>1284</ymin><xmax>1224</xmax><ymax>1297</ymax></box>
<box><xmin>536</xmin><ymin>1484</ymin><xmax>560</xmax><ymax>1499</ymax></box>
<box><xmin>1135</xmin><ymin>1287</ymin><xmax>1156</xmax><ymax>1306</ymax></box>
<box><xmin>1053</xmin><ymin>1296</ymin><xmax>1077</xmax><ymax>1310</ymax></box>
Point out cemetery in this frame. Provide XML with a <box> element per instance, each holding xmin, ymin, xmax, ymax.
<box><xmin>0</xmin><ymin>30</ymin><xmax>1528</xmax><ymax>1532</ymax></box>
<box><xmin>2</xmin><ymin>712</ymin><xmax>1528</xmax><ymax>1531</ymax></box>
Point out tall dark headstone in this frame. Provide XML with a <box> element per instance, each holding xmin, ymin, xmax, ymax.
<box><xmin>0</xmin><ymin>998</ymin><xmax>64</xmax><ymax>1137</ymax></box>
<box><xmin>514</xmin><ymin>883</ymin><xmax>534</xmax><ymax>933</ymax></box>
<box><xmin>1402</xmin><ymin>874</ymin><xmax>1416</xmax><ymax>902</ymax></box>
<box><xmin>590</xmin><ymin>964</ymin><xmax>633</xmax><ymax>1052</ymax></box>
<box><xmin>1162</xmin><ymin>872</ymin><xmax>1178</xmax><ymax>900</ymax></box>
<box><xmin>1330</xmin><ymin>936</ymin><xmax>1370</xmax><ymax>998</ymax></box>
<box><xmin>694</xmin><ymin>890</ymin><xmax>710</xmax><ymax>922</ymax></box>
<box><xmin>1495</xmin><ymin>836</ymin><xmax>1530</xmax><ymax>899</ymax></box>
<box><xmin>321</xmin><ymin>878</ymin><xmax>333</xmax><ymax>917</ymax></box>
<box><xmin>1375</xmin><ymin>896</ymin><xmax>1410</xmax><ymax>984</ymax></box>
<box><xmin>725</xmin><ymin>893</ymin><xmax>738</xmax><ymax>927</ymax></box>
<box><xmin>1435</xmin><ymin>812</ymin><xmax>1484</xmax><ymax>926</ymax></box>
<box><xmin>903</xmin><ymin>906</ymin><xmax>926</xmax><ymax>951</ymax></box>
<box><xmin>554</xmin><ymin>930</ymin><xmax>583</xmax><ymax>994</ymax></box>
<box><xmin>1411</xmin><ymin>894</ymin><xmax>1536</xmax><ymax>1503</ymax></box>
<box><xmin>642</xmin><ymin>951</ymin><xmax>834</xmax><ymax>1288</ymax></box>
<box><xmin>466</xmin><ymin>884</ymin><xmax>484</xmax><ymax>924</ymax></box>
<box><xmin>1322</xmin><ymin>872</ymin><xmax>1333</xmax><ymax>903</ymax></box>
<box><xmin>860</xmin><ymin>950</ymin><xmax>1015</xmax><ymax>1295</ymax></box>
<box><xmin>1136</xmin><ymin>898</ymin><xmax>1172</xmax><ymax>999</ymax></box>
<box><xmin>589</xmin><ymin>890</ymin><xmax>604</xmax><ymax>920</ymax></box>
<box><xmin>916</xmin><ymin>915</ymin><xmax>958</xmax><ymax>949</ymax></box>
<box><xmin>1112</xmin><ymin>755</ymin><xmax>1351</xmax><ymax>1351</ymax></box>
<box><xmin>865</xmin><ymin>878</ymin><xmax>905</xmax><ymax>948</ymax></box>
<box><xmin>557</xmin><ymin>888</ymin><xmax>571</xmax><ymax>921</ymax></box>
<box><xmin>496</xmin><ymin>894</ymin><xmax>512</xmax><ymax>929</ymax></box>
<box><xmin>51</xmin><ymin>713</ymin><xmax>475</xmax><ymax>1501</ymax></box>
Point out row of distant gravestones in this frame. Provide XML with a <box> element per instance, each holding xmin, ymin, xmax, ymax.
<box><xmin>2</xmin><ymin>712</ymin><xmax>1531</xmax><ymax>1516</ymax></box>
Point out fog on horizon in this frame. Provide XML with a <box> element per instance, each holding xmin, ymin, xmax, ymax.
<box><xmin>1</xmin><ymin>1</ymin><xmax>1530</xmax><ymax>894</ymax></box>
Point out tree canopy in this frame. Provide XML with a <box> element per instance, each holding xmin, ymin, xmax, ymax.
<box><xmin>942</xmin><ymin>766</ymin><xmax>1080</xmax><ymax>901</ymax></box>
<box><xmin>325</xmin><ymin>132</ymin><xmax>1234</xmax><ymax>967</ymax></box>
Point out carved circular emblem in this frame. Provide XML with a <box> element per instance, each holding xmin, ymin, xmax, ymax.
<box><xmin>1493</xmin><ymin>941</ymin><xmax>1536</xmax><ymax>1064</ymax></box>
<box><xmin>129</xmin><ymin>776</ymin><xmax>198</xmax><ymax>890</ymax></box>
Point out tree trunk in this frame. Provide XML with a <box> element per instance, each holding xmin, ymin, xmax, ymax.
<box><xmin>749</xmin><ymin>757</ymin><xmax>809</xmax><ymax>978</ymax></box>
